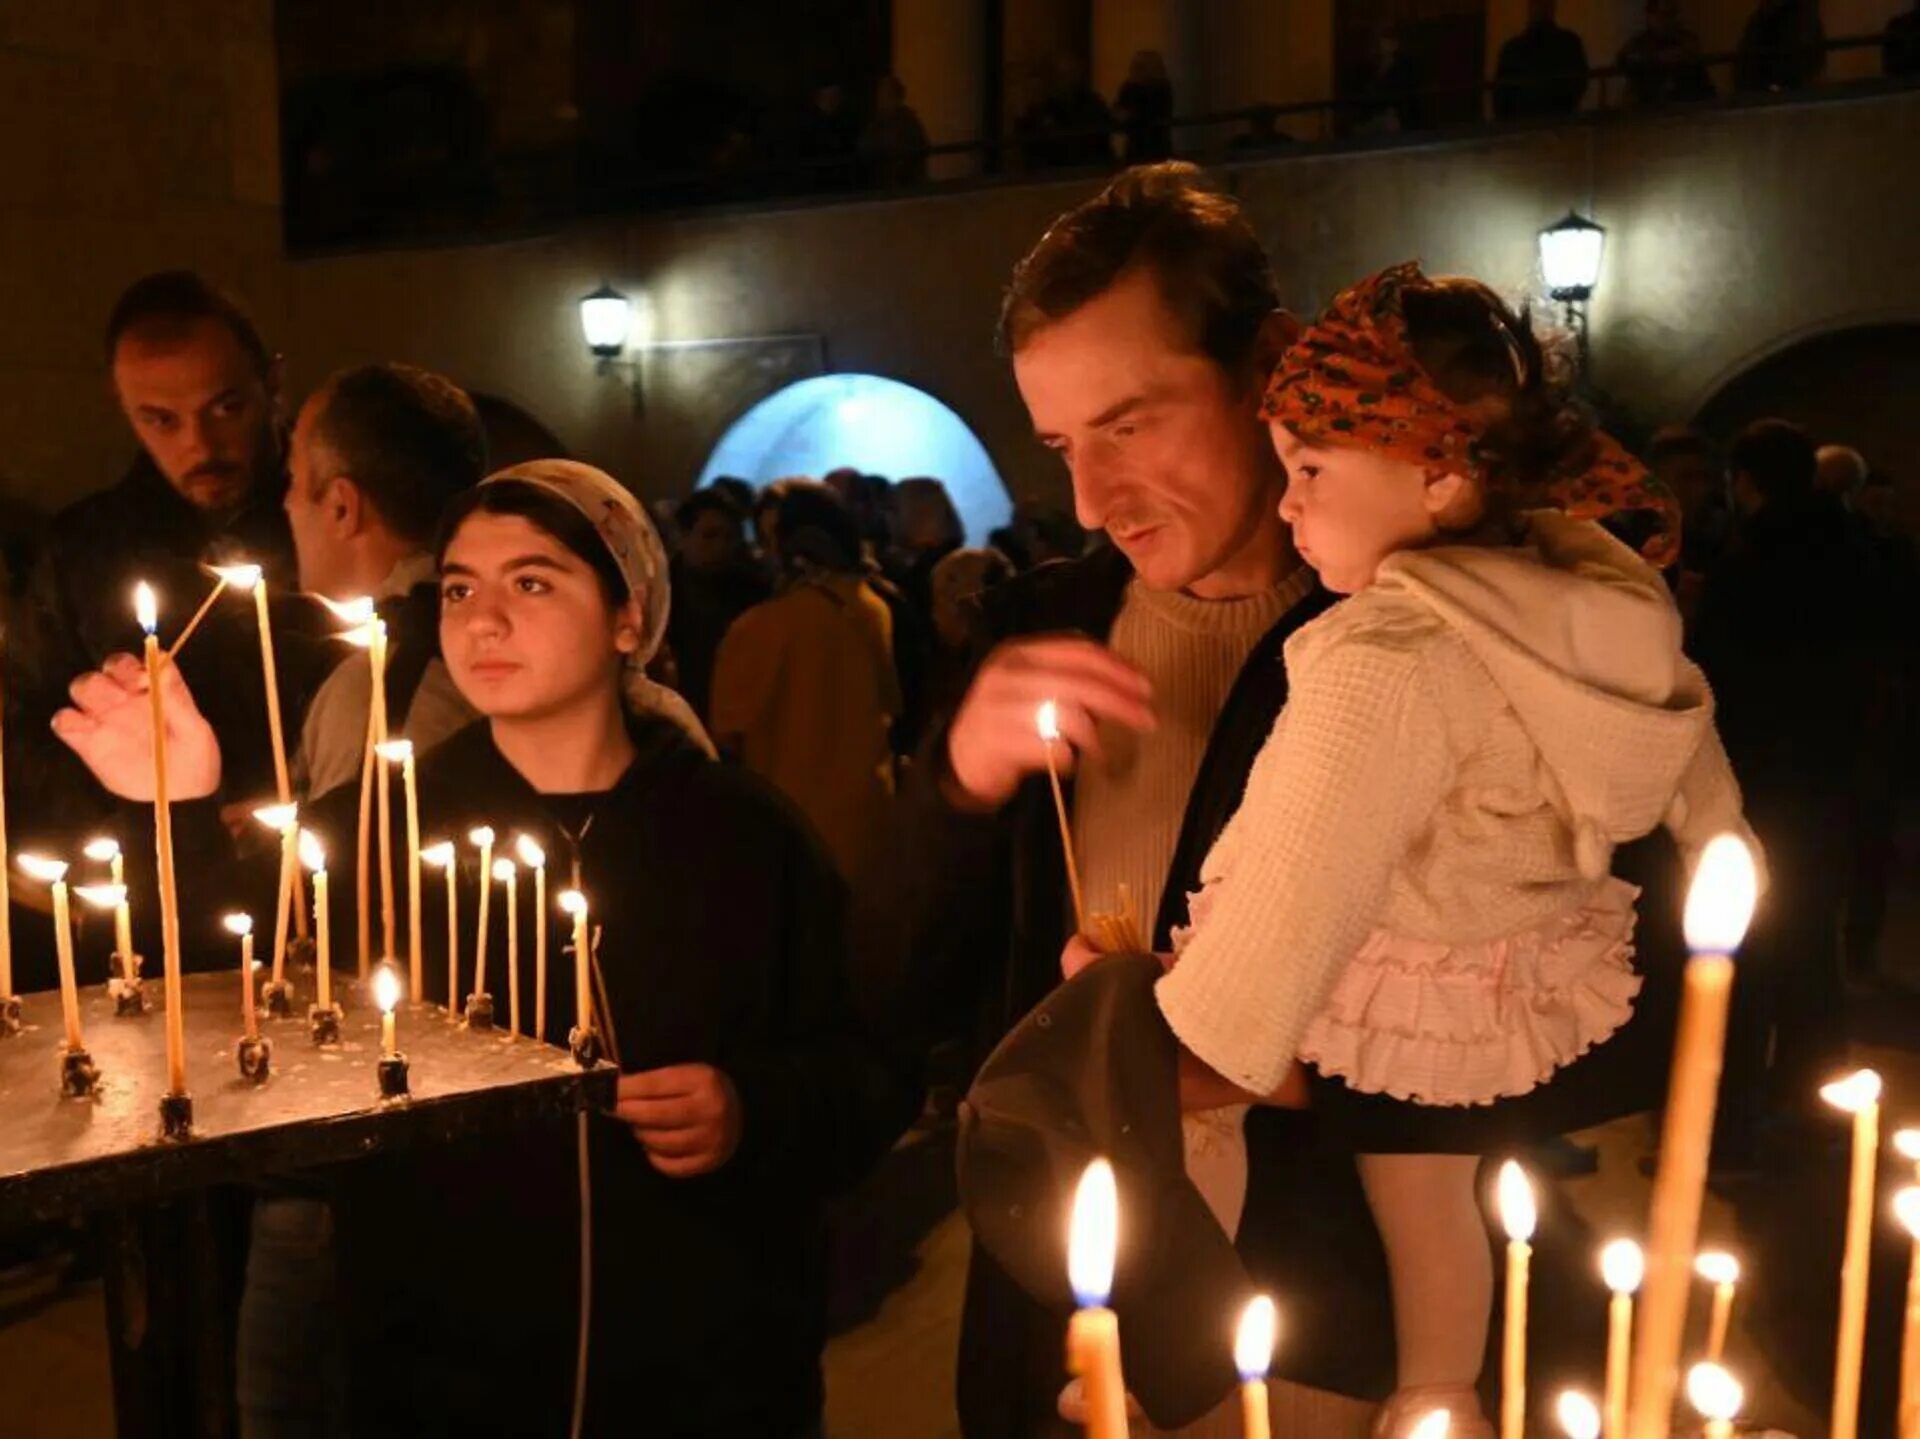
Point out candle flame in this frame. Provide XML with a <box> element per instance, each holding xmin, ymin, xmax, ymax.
<box><xmin>336</xmin><ymin>622</ymin><xmax>378</xmax><ymax>649</ymax></box>
<box><xmin>1407</xmin><ymin>1412</ymin><xmax>1451</xmax><ymax>1439</ymax></box>
<box><xmin>253</xmin><ymin>802</ymin><xmax>300</xmax><ymax>832</ymax></box>
<box><xmin>17</xmin><ymin>854</ymin><xmax>68</xmax><ymax>884</ymax></box>
<box><xmin>1497</xmin><ymin>1160</ymin><xmax>1536</xmax><ymax>1242</ymax></box>
<box><xmin>298</xmin><ymin>829</ymin><xmax>326</xmax><ymax>873</ymax></box>
<box><xmin>1894</xmin><ymin>1128</ymin><xmax>1920</xmax><ymax>1162</ymax></box>
<box><xmin>1685</xmin><ymin>1362</ymin><xmax>1743</xmax><ymax>1423</ymax></box>
<box><xmin>469</xmin><ymin>825</ymin><xmax>495</xmax><ymax>848</ymax></box>
<box><xmin>210</xmin><ymin>563</ymin><xmax>263</xmax><ymax>592</ymax></box>
<box><xmin>1067</xmin><ymin>1158</ymin><xmax>1118</xmax><ymax>1308</ymax></box>
<box><xmin>1554</xmin><ymin>1390</ymin><xmax>1600</xmax><ymax>1439</ymax></box>
<box><xmin>515</xmin><ymin>834</ymin><xmax>545</xmax><ymax>868</ymax></box>
<box><xmin>223</xmin><ymin>912</ymin><xmax>253</xmax><ymax>937</ymax></box>
<box><xmin>558</xmin><ymin>889</ymin><xmax>588</xmax><ymax>917</ymax></box>
<box><xmin>1682</xmin><ymin>834</ymin><xmax>1758</xmax><ymax>955</ymax></box>
<box><xmin>134</xmin><ymin>582</ymin><xmax>158</xmax><ymax>635</ymax></box>
<box><xmin>1894</xmin><ymin>1187</ymin><xmax>1920</xmax><ymax>1239</ymax></box>
<box><xmin>375</xmin><ymin>738</ymin><xmax>414</xmax><ymax>764</ymax></box>
<box><xmin>421</xmin><ymin>841</ymin><xmax>456</xmax><ymax>869</ymax></box>
<box><xmin>319</xmin><ymin>594</ymin><xmax>376</xmax><ymax>626</ymax></box>
<box><xmin>1233</xmin><ymin>1294</ymin><xmax>1278</xmax><ymax>1381</ymax></box>
<box><xmin>82</xmin><ymin>836</ymin><xmax>120</xmax><ymax>863</ymax></box>
<box><xmin>1036</xmin><ymin>700</ymin><xmax>1061</xmax><ymax>743</ymax></box>
<box><xmin>492</xmin><ymin>858</ymin><xmax>517</xmax><ymax>883</ymax></box>
<box><xmin>1600</xmin><ymin>1238</ymin><xmax>1644</xmax><ymax>1294</ymax></box>
<box><xmin>1821</xmin><ymin>1068</ymin><xmax>1884</xmax><ymax>1114</ymax></box>
<box><xmin>372</xmin><ymin>962</ymin><xmax>403</xmax><ymax>1014</ymax></box>
<box><xmin>74</xmin><ymin>883</ymin><xmax>128</xmax><ymax>910</ymax></box>
<box><xmin>1694</xmin><ymin>1251</ymin><xmax>1740</xmax><ymax>1286</ymax></box>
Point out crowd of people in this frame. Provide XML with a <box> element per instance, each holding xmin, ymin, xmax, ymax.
<box><xmin>1</xmin><ymin>152</ymin><xmax>1916</xmax><ymax>1439</ymax></box>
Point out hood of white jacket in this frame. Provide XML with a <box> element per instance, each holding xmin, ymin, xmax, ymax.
<box><xmin>1370</xmin><ymin>511</ymin><xmax>1710</xmax><ymax>857</ymax></box>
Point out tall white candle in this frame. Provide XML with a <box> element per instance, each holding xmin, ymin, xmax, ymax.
<box><xmin>253</xmin><ymin>805</ymin><xmax>300</xmax><ymax>985</ymax></box>
<box><xmin>379</xmin><ymin>741</ymin><xmax>423</xmax><ymax>1003</ymax></box>
<box><xmin>20</xmin><ymin>856</ymin><xmax>81</xmax><ymax>1049</ymax></box>
<box><xmin>423</xmin><ymin>841</ymin><xmax>458</xmax><ymax>1015</ymax></box>
<box><xmin>82</xmin><ymin>837</ymin><xmax>134</xmax><ymax>963</ymax></box>
<box><xmin>493</xmin><ymin>857</ymin><xmax>520</xmax><ymax>1035</ymax></box>
<box><xmin>1686</xmin><ymin>1362</ymin><xmax>1743</xmax><ymax>1439</ymax></box>
<box><xmin>469</xmin><ymin>827</ymin><xmax>495</xmax><ymax>1006</ymax></box>
<box><xmin>1823</xmin><ymin>1067</ymin><xmax>1883</xmax><ymax>1439</ymax></box>
<box><xmin>1065</xmin><ymin>1158</ymin><xmax>1127</xmax><ymax>1439</ymax></box>
<box><xmin>224</xmin><ymin>913</ymin><xmax>258</xmax><ymax>1040</ymax></box>
<box><xmin>1895</xmin><ymin>1187</ymin><xmax>1920</xmax><ymax>1439</ymax></box>
<box><xmin>300</xmin><ymin>830</ymin><xmax>331</xmax><ymax>1010</ymax></box>
<box><xmin>516</xmin><ymin>836</ymin><xmax>547</xmax><ymax>1040</ymax></box>
<box><xmin>1694</xmin><ymin>1252</ymin><xmax>1741</xmax><ymax>1364</ymax></box>
<box><xmin>1234</xmin><ymin>1296</ymin><xmax>1278</xmax><ymax>1439</ymax></box>
<box><xmin>137</xmin><ymin>583</ymin><xmax>187</xmax><ymax>1096</ymax></box>
<box><xmin>560</xmin><ymin>889</ymin><xmax>591</xmax><ymax>1037</ymax></box>
<box><xmin>1599</xmin><ymin>1240</ymin><xmax>1643</xmax><ymax>1439</ymax></box>
<box><xmin>1498</xmin><ymin>1161</ymin><xmax>1536</xmax><ymax>1439</ymax></box>
<box><xmin>1556</xmin><ymin>1390</ymin><xmax>1600</xmax><ymax>1439</ymax></box>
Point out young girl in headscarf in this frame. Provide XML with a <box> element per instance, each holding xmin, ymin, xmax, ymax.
<box><xmin>1146</xmin><ymin>266</ymin><xmax>1760</xmax><ymax>1437</ymax></box>
<box><xmin>57</xmin><ymin>460</ymin><xmax>915</xmax><ymax>1438</ymax></box>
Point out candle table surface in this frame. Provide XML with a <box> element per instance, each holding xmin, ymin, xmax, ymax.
<box><xmin>0</xmin><ymin>970</ymin><xmax>615</xmax><ymax>1226</ymax></box>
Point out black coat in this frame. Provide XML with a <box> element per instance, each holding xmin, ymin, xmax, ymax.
<box><xmin>854</xmin><ymin>547</ymin><xmax>1403</xmax><ymax>1436</ymax></box>
<box><xmin>157</xmin><ymin>716</ymin><xmax>918</xmax><ymax>1437</ymax></box>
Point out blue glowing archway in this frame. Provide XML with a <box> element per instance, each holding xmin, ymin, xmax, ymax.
<box><xmin>698</xmin><ymin>373</ymin><xmax>1010</xmax><ymax>544</ymax></box>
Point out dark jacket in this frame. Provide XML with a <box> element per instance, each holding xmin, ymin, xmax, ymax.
<box><xmin>854</xmin><ymin>547</ymin><xmax>1401</xmax><ymax>1436</ymax></box>
<box><xmin>154</xmin><ymin>716</ymin><xmax>917</xmax><ymax>1437</ymax></box>
<box><xmin>1493</xmin><ymin>22</ymin><xmax>1591</xmax><ymax>118</ymax></box>
<box><xmin>1735</xmin><ymin>0</ymin><xmax>1826</xmax><ymax>91</ymax></box>
<box><xmin>5</xmin><ymin>453</ymin><xmax>324</xmax><ymax>849</ymax></box>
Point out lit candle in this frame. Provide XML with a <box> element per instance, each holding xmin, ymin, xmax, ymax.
<box><xmin>1897</xmin><ymin>1129</ymin><xmax>1920</xmax><ymax>1183</ymax></box>
<box><xmin>373</xmin><ymin>961</ymin><xmax>401</xmax><ymax>1058</ymax></box>
<box><xmin>1685</xmin><ymin>1361</ymin><xmax>1743</xmax><ymax>1439</ymax></box>
<box><xmin>1065</xmin><ymin>1158</ymin><xmax>1127</xmax><ymax>1439</ymax></box>
<box><xmin>1823</xmin><ymin>1066</ymin><xmax>1883</xmax><ymax>1439</ymax></box>
<box><xmin>1694</xmin><ymin>1252</ymin><xmax>1741</xmax><ymax>1364</ymax></box>
<box><xmin>300</xmin><ymin>830</ymin><xmax>331</xmax><ymax>1011</ymax></box>
<box><xmin>1409</xmin><ymin>1411</ymin><xmax>1450</xmax><ymax>1439</ymax></box>
<box><xmin>253</xmin><ymin>804</ymin><xmax>300</xmax><ymax>986</ymax></box>
<box><xmin>1556</xmin><ymin>1390</ymin><xmax>1600</xmax><ymax>1439</ymax></box>
<box><xmin>493</xmin><ymin>857</ymin><xmax>520</xmax><ymax>1035</ymax></box>
<box><xmin>20</xmin><ymin>856</ymin><xmax>82</xmax><ymax>1050</ymax></box>
<box><xmin>516</xmin><ymin>836</ymin><xmax>547</xmax><ymax>1041</ymax></box>
<box><xmin>137</xmin><ymin>583</ymin><xmax>188</xmax><ymax>1096</ymax></box>
<box><xmin>1599</xmin><ymin>1240</ymin><xmax>1643</xmax><ymax>1439</ymax></box>
<box><xmin>224</xmin><ymin>913</ymin><xmax>258</xmax><ymax>1040</ymax></box>
<box><xmin>379</xmin><ymin>741</ymin><xmax>423</xmax><ymax>1003</ymax></box>
<box><xmin>74</xmin><ymin>881</ymin><xmax>130</xmax><ymax>982</ymax></box>
<box><xmin>1035</xmin><ymin>701</ymin><xmax>1087</xmax><ymax>936</ymax></box>
<box><xmin>559</xmin><ymin>889</ymin><xmax>591</xmax><ymax>1037</ymax></box>
<box><xmin>81</xmin><ymin>837</ymin><xmax>135</xmax><ymax>965</ymax></box>
<box><xmin>1234</xmin><ymin>1295</ymin><xmax>1277</xmax><ymax>1439</ymax></box>
<box><xmin>1498</xmin><ymin>1160</ymin><xmax>1536</xmax><ymax>1439</ymax></box>
<box><xmin>1896</xmin><ymin>1187</ymin><xmax>1920</xmax><ymax>1439</ymax></box>
<box><xmin>233</xmin><ymin>568</ymin><xmax>310</xmax><ymax>947</ymax></box>
<box><xmin>0</xmin><ymin>653</ymin><xmax>13</xmax><ymax>1010</ymax></box>
<box><xmin>1628</xmin><ymin>834</ymin><xmax>1757</xmax><ymax>1439</ymax></box>
<box><xmin>469</xmin><ymin>826</ymin><xmax>495</xmax><ymax>1008</ymax></box>
<box><xmin>422</xmin><ymin>842</ymin><xmax>458</xmax><ymax>1016</ymax></box>
<box><xmin>325</xmin><ymin>598</ymin><xmax>381</xmax><ymax>979</ymax></box>
<box><xmin>370</xmin><ymin>619</ymin><xmax>394</xmax><ymax>965</ymax></box>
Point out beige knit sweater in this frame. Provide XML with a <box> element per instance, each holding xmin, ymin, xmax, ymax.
<box><xmin>1157</xmin><ymin>513</ymin><xmax>1753</xmax><ymax>1096</ymax></box>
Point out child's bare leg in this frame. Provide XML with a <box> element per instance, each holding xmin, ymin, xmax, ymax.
<box><xmin>1358</xmin><ymin>1153</ymin><xmax>1492</xmax><ymax>1424</ymax></box>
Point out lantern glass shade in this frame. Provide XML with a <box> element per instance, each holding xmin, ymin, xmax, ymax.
<box><xmin>579</xmin><ymin>285</ymin><xmax>632</xmax><ymax>358</ymax></box>
<box><xmin>1539</xmin><ymin>213</ymin><xmax>1605</xmax><ymax>302</ymax></box>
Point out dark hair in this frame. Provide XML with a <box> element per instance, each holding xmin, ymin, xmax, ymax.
<box><xmin>105</xmin><ymin>270</ymin><xmax>273</xmax><ymax>377</ymax></box>
<box><xmin>773</xmin><ymin>480</ymin><xmax>864</xmax><ymax>574</ymax></box>
<box><xmin>434</xmin><ymin>480</ymin><xmax>629</xmax><ymax>606</ymax></box>
<box><xmin>998</xmin><ymin>162</ymin><xmax>1279</xmax><ymax>372</ymax></box>
<box><xmin>312</xmin><ymin>365</ymin><xmax>487</xmax><ymax>543</ymax></box>
<box><xmin>707</xmin><ymin>475</ymin><xmax>755</xmax><ymax>520</ymax></box>
<box><xmin>895</xmin><ymin>476</ymin><xmax>964</xmax><ymax>549</ymax></box>
<box><xmin>675</xmin><ymin>488</ymin><xmax>745</xmax><ymax>533</ymax></box>
<box><xmin>1728</xmin><ymin>418</ymin><xmax>1817</xmax><ymax>507</ymax></box>
<box><xmin>1398</xmin><ymin>275</ymin><xmax>1597</xmax><ymax>522</ymax></box>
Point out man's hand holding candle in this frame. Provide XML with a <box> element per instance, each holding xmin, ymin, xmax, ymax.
<box><xmin>944</xmin><ymin>636</ymin><xmax>1153</xmax><ymax>809</ymax></box>
<box><xmin>53</xmin><ymin>652</ymin><xmax>221</xmax><ymax>801</ymax></box>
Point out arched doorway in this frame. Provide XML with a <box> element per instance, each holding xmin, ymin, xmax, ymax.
<box><xmin>1693</xmin><ymin>323</ymin><xmax>1920</xmax><ymax>476</ymax></box>
<box><xmin>697</xmin><ymin>373</ymin><xmax>1011</xmax><ymax>544</ymax></box>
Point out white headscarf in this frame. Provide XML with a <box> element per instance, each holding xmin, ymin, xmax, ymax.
<box><xmin>476</xmin><ymin>459</ymin><xmax>716</xmax><ymax>757</ymax></box>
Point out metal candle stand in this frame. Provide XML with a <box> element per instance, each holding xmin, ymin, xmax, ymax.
<box><xmin>0</xmin><ymin>995</ymin><xmax>20</xmax><ymax>1038</ymax></box>
<box><xmin>158</xmin><ymin>1091</ymin><xmax>193</xmax><ymax>1142</ymax></box>
<box><xmin>59</xmin><ymin>1046</ymin><xmax>99</xmax><ymax>1098</ymax></box>
<box><xmin>236</xmin><ymin>1035</ymin><xmax>272</xmax><ymax>1083</ymax></box>
<box><xmin>568</xmin><ymin>1025</ymin><xmax>602</xmax><ymax>1070</ymax></box>
<box><xmin>108</xmin><ymin>952</ymin><xmax>147</xmax><ymax>1016</ymax></box>
<box><xmin>260</xmin><ymin>980</ymin><xmax>294</xmax><ymax>1019</ymax></box>
<box><xmin>376</xmin><ymin>1052</ymin><xmax>410</xmax><ymax>1099</ymax></box>
<box><xmin>308</xmin><ymin>1003</ymin><xmax>343</xmax><ymax>1046</ymax></box>
<box><xmin>465</xmin><ymin>992</ymin><xmax>494</xmax><ymax>1031</ymax></box>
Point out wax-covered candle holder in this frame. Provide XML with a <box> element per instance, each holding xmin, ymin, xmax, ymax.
<box><xmin>377</xmin><ymin>1051</ymin><xmax>410</xmax><ymax>1099</ymax></box>
<box><xmin>159</xmin><ymin>1091</ymin><xmax>193</xmax><ymax>1141</ymax></box>
<box><xmin>59</xmin><ymin>1045</ymin><xmax>99</xmax><ymax>1098</ymax></box>
<box><xmin>308</xmin><ymin>1002</ymin><xmax>343</xmax><ymax>1046</ymax></box>
<box><xmin>261</xmin><ymin>978</ymin><xmax>294</xmax><ymax>1018</ymax></box>
<box><xmin>108</xmin><ymin>951</ymin><xmax>148</xmax><ymax>1016</ymax></box>
<box><xmin>237</xmin><ymin>1034</ymin><xmax>272</xmax><ymax>1083</ymax></box>
<box><xmin>568</xmin><ymin>1025</ymin><xmax>602</xmax><ymax>1069</ymax></box>
<box><xmin>0</xmin><ymin>994</ymin><xmax>21</xmax><ymax>1037</ymax></box>
<box><xmin>465</xmin><ymin>992</ymin><xmax>494</xmax><ymax>1032</ymax></box>
<box><xmin>286</xmin><ymin>935</ymin><xmax>317</xmax><ymax>971</ymax></box>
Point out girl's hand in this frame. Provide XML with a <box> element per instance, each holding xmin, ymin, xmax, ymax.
<box><xmin>1060</xmin><ymin>932</ymin><xmax>1102</xmax><ymax>980</ymax></box>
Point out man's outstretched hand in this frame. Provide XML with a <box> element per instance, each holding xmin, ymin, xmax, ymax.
<box><xmin>51</xmin><ymin>653</ymin><xmax>222</xmax><ymax>802</ymax></box>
